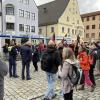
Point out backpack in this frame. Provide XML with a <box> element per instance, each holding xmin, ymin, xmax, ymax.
<box><xmin>67</xmin><ymin>62</ymin><xmax>83</xmax><ymax>86</ymax></box>
<box><xmin>41</xmin><ymin>50</ymin><xmax>54</xmax><ymax>72</ymax></box>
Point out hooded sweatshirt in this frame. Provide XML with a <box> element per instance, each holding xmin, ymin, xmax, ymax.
<box><xmin>58</xmin><ymin>59</ymin><xmax>78</xmax><ymax>94</ymax></box>
<box><xmin>43</xmin><ymin>45</ymin><xmax>61</xmax><ymax>74</ymax></box>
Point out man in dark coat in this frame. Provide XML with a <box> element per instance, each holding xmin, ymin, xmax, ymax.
<box><xmin>0</xmin><ymin>59</ymin><xmax>8</xmax><ymax>100</ymax></box>
<box><xmin>20</xmin><ymin>41</ymin><xmax>32</xmax><ymax>80</ymax></box>
<box><xmin>41</xmin><ymin>40</ymin><xmax>61</xmax><ymax>100</ymax></box>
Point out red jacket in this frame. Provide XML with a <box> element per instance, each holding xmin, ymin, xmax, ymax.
<box><xmin>78</xmin><ymin>51</ymin><xmax>90</xmax><ymax>70</ymax></box>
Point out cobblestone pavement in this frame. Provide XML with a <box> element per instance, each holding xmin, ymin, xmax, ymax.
<box><xmin>4</xmin><ymin>61</ymin><xmax>100</xmax><ymax>100</ymax></box>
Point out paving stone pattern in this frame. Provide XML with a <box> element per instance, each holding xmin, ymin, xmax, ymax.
<box><xmin>4</xmin><ymin>61</ymin><xmax>100</xmax><ymax>100</ymax></box>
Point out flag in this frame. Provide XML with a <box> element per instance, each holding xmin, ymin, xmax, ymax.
<box><xmin>77</xmin><ymin>34</ymin><xmax>80</xmax><ymax>43</ymax></box>
<box><xmin>51</xmin><ymin>33</ymin><xmax>55</xmax><ymax>42</ymax></box>
<box><xmin>61</xmin><ymin>33</ymin><xmax>67</xmax><ymax>43</ymax></box>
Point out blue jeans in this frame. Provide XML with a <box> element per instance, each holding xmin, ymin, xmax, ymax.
<box><xmin>45</xmin><ymin>72</ymin><xmax>56</xmax><ymax>99</ymax></box>
<box><xmin>9</xmin><ymin>57</ymin><xmax>17</xmax><ymax>77</ymax></box>
<box><xmin>22</xmin><ymin>61</ymin><xmax>30</xmax><ymax>79</ymax></box>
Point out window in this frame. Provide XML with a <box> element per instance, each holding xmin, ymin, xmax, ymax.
<box><xmin>77</xmin><ymin>20</ymin><xmax>79</xmax><ymax>24</ymax></box>
<box><xmin>86</xmin><ymin>25</ymin><xmax>89</xmax><ymax>29</ymax></box>
<box><xmin>39</xmin><ymin>29</ymin><xmax>42</xmax><ymax>34</ymax></box>
<box><xmin>44</xmin><ymin>8</ymin><xmax>47</xmax><ymax>13</ymax></box>
<box><xmin>91</xmin><ymin>33</ymin><xmax>95</xmax><ymax>38</ymax></box>
<box><xmin>6</xmin><ymin>23</ymin><xmax>14</xmax><ymax>30</ymax></box>
<box><xmin>19</xmin><ymin>24</ymin><xmax>24</xmax><ymax>31</ymax></box>
<box><xmin>87</xmin><ymin>17</ymin><xmax>89</xmax><ymax>21</ymax></box>
<box><xmin>51</xmin><ymin>27</ymin><xmax>54</xmax><ymax>33</ymax></box>
<box><xmin>92</xmin><ymin>25</ymin><xmax>95</xmax><ymax>29</ymax></box>
<box><xmin>31</xmin><ymin>26</ymin><xmax>35</xmax><ymax>32</ymax></box>
<box><xmin>19</xmin><ymin>9</ymin><xmax>24</xmax><ymax>17</ymax></box>
<box><xmin>25</xmin><ymin>11</ymin><xmax>30</xmax><ymax>19</ymax></box>
<box><xmin>25</xmin><ymin>25</ymin><xmax>30</xmax><ymax>32</ymax></box>
<box><xmin>6</xmin><ymin>4</ymin><xmax>14</xmax><ymax>15</ymax></box>
<box><xmin>62</xmin><ymin>27</ymin><xmax>64</xmax><ymax>33</ymax></box>
<box><xmin>82</xmin><ymin>18</ymin><xmax>84</xmax><ymax>22</ymax></box>
<box><xmin>67</xmin><ymin>16</ymin><xmax>69</xmax><ymax>21</ymax></box>
<box><xmin>86</xmin><ymin>33</ymin><xmax>89</xmax><ymax>38</ymax></box>
<box><xmin>92</xmin><ymin>16</ymin><xmax>95</xmax><ymax>20</ymax></box>
<box><xmin>68</xmin><ymin>28</ymin><xmax>70</xmax><ymax>33</ymax></box>
<box><xmin>32</xmin><ymin>13</ymin><xmax>35</xmax><ymax>20</ymax></box>
<box><xmin>72</xmin><ymin>29</ymin><xmax>74</xmax><ymax>34</ymax></box>
<box><xmin>25</xmin><ymin>0</ymin><xmax>29</xmax><ymax>4</ymax></box>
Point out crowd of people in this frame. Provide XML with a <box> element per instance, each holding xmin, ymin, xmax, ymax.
<box><xmin>1</xmin><ymin>38</ymin><xmax>100</xmax><ymax>100</ymax></box>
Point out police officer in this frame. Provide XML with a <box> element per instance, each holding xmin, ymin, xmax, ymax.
<box><xmin>8</xmin><ymin>40</ymin><xmax>19</xmax><ymax>78</ymax></box>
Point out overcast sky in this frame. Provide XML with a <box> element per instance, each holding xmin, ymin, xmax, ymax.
<box><xmin>34</xmin><ymin>0</ymin><xmax>100</xmax><ymax>14</ymax></box>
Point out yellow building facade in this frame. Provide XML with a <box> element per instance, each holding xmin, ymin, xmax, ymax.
<box><xmin>81</xmin><ymin>11</ymin><xmax>100</xmax><ymax>42</ymax></box>
<box><xmin>38</xmin><ymin>0</ymin><xmax>84</xmax><ymax>41</ymax></box>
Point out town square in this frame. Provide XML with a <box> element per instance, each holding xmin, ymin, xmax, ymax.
<box><xmin>0</xmin><ymin>0</ymin><xmax>100</xmax><ymax>100</ymax></box>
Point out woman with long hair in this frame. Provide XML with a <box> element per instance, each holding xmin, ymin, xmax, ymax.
<box><xmin>58</xmin><ymin>47</ymin><xmax>77</xmax><ymax>100</ymax></box>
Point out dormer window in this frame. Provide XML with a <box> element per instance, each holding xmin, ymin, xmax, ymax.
<box><xmin>44</xmin><ymin>8</ymin><xmax>47</xmax><ymax>13</ymax></box>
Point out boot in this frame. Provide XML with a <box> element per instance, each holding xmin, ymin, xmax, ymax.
<box><xmin>78</xmin><ymin>85</ymin><xmax>84</xmax><ymax>90</ymax></box>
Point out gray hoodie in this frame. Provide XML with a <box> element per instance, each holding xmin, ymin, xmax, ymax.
<box><xmin>58</xmin><ymin>59</ymin><xmax>79</xmax><ymax>94</ymax></box>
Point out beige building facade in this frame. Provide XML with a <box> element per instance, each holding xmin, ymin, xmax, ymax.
<box><xmin>81</xmin><ymin>11</ymin><xmax>100</xmax><ymax>42</ymax></box>
<box><xmin>38</xmin><ymin>0</ymin><xmax>84</xmax><ymax>41</ymax></box>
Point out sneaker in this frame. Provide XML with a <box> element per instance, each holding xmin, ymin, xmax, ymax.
<box><xmin>43</xmin><ymin>98</ymin><xmax>50</xmax><ymax>100</ymax></box>
<box><xmin>27</xmin><ymin>78</ymin><xmax>31</xmax><ymax>80</ymax></box>
<box><xmin>22</xmin><ymin>78</ymin><xmax>25</xmax><ymax>80</ymax></box>
<box><xmin>52</xmin><ymin>94</ymin><xmax>57</xmax><ymax>99</ymax></box>
<box><xmin>13</xmin><ymin>75</ymin><xmax>19</xmax><ymax>78</ymax></box>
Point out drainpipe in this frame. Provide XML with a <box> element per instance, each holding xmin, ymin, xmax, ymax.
<box><xmin>46</xmin><ymin>25</ymin><xmax>47</xmax><ymax>37</ymax></box>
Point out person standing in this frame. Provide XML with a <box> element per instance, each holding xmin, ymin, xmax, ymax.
<box><xmin>2</xmin><ymin>43</ymin><xmax>9</xmax><ymax>60</ymax></box>
<box><xmin>8</xmin><ymin>41</ymin><xmax>19</xmax><ymax>78</ymax></box>
<box><xmin>0</xmin><ymin>59</ymin><xmax>8</xmax><ymax>100</ymax></box>
<box><xmin>58</xmin><ymin>47</ymin><xmax>76</xmax><ymax>100</ymax></box>
<box><xmin>32</xmin><ymin>45</ymin><xmax>40</xmax><ymax>71</ymax></box>
<box><xmin>78</xmin><ymin>45</ymin><xmax>94</xmax><ymax>92</ymax></box>
<box><xmin>20</xmin><ymin>41</ymin><xmax>32</xmax><ymax>80</ymax></box>
<box><xmin>41</xmin><ymin>40</ymin><xmax>61</xmax><ymax>100</ymax></box>
<box><xmin>95</xmin><ymin>42</ymin><xmax>100</xmax><ymax>75</ymax></box>
<box><xmin>89</xmin><ymin>43</ymin><xmax>97</xmax><ymax>87</ymax></box>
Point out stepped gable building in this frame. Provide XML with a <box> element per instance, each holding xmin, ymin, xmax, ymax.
<box><xmin>38</xmin><ymin>0</ymin><xmax>84</xmax><ymax>42</ymax></box>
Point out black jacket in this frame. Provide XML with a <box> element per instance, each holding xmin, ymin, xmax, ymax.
<box><xmin>9</xmin><ymin>46</ymin><xmax>18</xmax><ymax>60</ymax></box>
<box><xmin>58</xmin><ymin>46</ymin><xmax>63</xmax><ymax>65</ymax></box>
<box><xmin>42</xmin><ymin>45</ymin><xmax>61</xmax><ymax>74</ymax></box>
<box><xmin>20</xmin><ymin>45</ymin><xmax>32</xmax><ymax>62</ymax></box>
<box><xmin>32</xmin><ymin>47</ymin><xmax>39</xmax><ymax>62</ymax></box>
